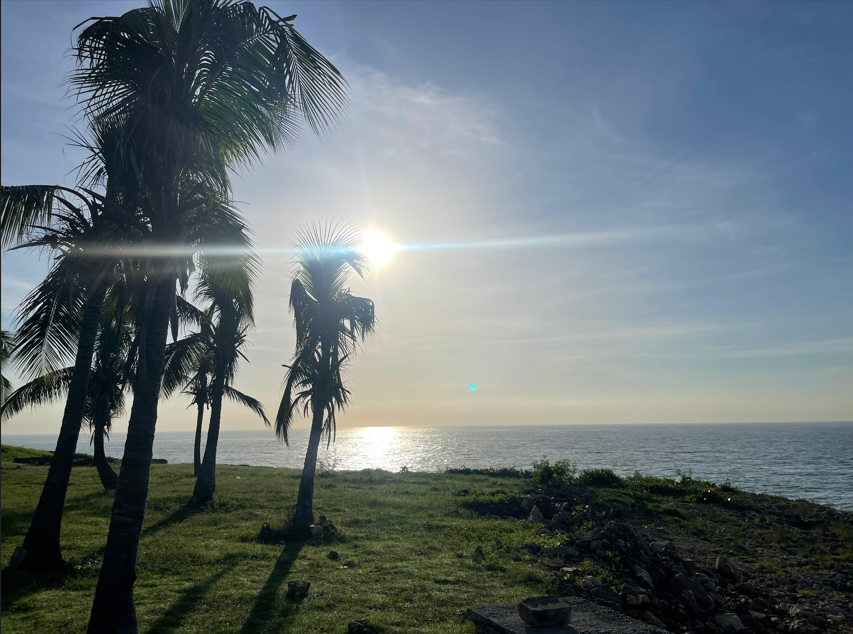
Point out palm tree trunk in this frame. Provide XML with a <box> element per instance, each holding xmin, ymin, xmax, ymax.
<box><xmin>193</xmin><ymin>375</ymin><xmax>224</xmax><ymax>502</ymax></box>
<box><xmin>87</xmin><ymin>276</ymin><xmax>173</xmax><ymax>634</ymax></box>
<box><xmin>92</xmin><ymin>391</ymin><xmax>118</xmax><ymax>490</ymax></box>
<box><xmin>292</xmin><ymin>401</ymin><xmax>326</xmax><ymax>533</ymax></box>
<box><xmin>18</xmin><ymin>282</ymin><xmax>107</xmax><ymax>570</ymax></box>
<box><xmin>193</xmin><ymin>399</ymin><xmax>205</xmax><ymax>477</ymax></box>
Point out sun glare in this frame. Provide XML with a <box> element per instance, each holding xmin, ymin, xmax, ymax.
<box><xmin>360</xmin><ymin>231</ymin><xmax>396</xmax><ymax>267</ymax></box>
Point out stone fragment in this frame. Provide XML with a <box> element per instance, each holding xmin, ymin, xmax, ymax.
<box><xmin>714</xmin><ymin>612</ymin><xmax>745</xmax><ymax>633</ymax></box>
<box><xmin>529</xmin><ymin>505</ymin><xmax>548</xmax><ymax>525</ymax></box>
<box><xmin>671</xmin><ymin>573</ymin><xmax>713</xmax><ymax>611</ymax></box>
<box><xmin>644</xmin><ymin>611</ymin><xmax>666</xmax><ymax>627</ymax></box>
<box><xmin>716</xmin><ymin>555</ymin><xmax>743</xmax><ymax>584</ymax></box>
<box><xmin>633</xmin><ymin>565</ymin><xmax>654</xmax><ymax>590</ymax></box>
<box><xmin>286</xmin><ymin>580</ymin><xmax>310</xmax><ymax>599</ymax></box>
<box><xmin>517</xmin><ymin>595</ymin><xmax>572</xmax><ymax>627</ymax></box>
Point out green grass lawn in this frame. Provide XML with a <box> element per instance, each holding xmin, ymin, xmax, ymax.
<box><xmin>1</xmin><ymin>451</ymin><xmax>553</xmax><ymax>633</ymax></box>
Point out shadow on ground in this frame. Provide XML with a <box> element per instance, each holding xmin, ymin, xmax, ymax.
<box><xmin>141</xmin><ymin>502</ymin><xmax>203</xmax><ymax>540</ymax></box>
<box><xmin>239</xmin><ymin>539</ymin><xmax>308</xmax><ymax>634</ymax></box>
<box><xmin>145</xmin><ymin>556</ymin><xmax>242</xmax><ymax>634</ymax></box>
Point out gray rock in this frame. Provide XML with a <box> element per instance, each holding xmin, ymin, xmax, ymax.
<box><xmin>671</xmin><ymin>573</ymin><xmax>713</xmax><ymax>611</ymax></box>
<box><xmin>714</xmin><ymin>613</ymin><xmax>745</xmax><ymax>633</ymax></box>
<box><xmin>529</xmin><ymin>505</ymin><xmax>548</xmax><ymax>525</ymax></box>
<box><xmin>286</xmin><ymin>580</ymin><xmax>310</xmax><ymax>599</ymax></box>
<box><xmin>467</xmin><ymin>597</ymin><xmax>668</xmax><ymax>634</ymax></box>
<box><xmin>643</xmin><ymin>611</ymin><xmax>666</xmax><ymax>628</ymax></box>
<box><xmin>551</xmin><ymin>511</ymin><xmax>572</xmax><ymax>530</ymax></box>
<box><xmin>633</xmin><ymin>565</ymin><xmax>654</xmax><ymax>590</ymax></box>
<box><xmin>517</xmin><ymin>596</ymin><xmax>572</xmax><ymax>627</ymax></box>
<box><xmin>716</xmin><ymin>555</ymin><xmax>743</xmax><ymax>584</ymax></box>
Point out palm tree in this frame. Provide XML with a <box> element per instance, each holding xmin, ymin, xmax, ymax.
<box><xmin>1</xmin><ymin>330</ymin><xmax>13</xmax><ymax>407</ymax></box>
<box><xmin>276</xmin><ymin>223</ymin><xmax>376</xmax><ymax>533</ymax></box>
<box><xmin>162</xmin><ymin>278</ymin><xmax>269</xmax><ymax>489</ymax></box>
<box><xmin>68</xmin><ymin>2</ymin><xmax>347</xmax><ymax>628</ymax></box>
<box><xmin>1</xmin><ymin>298</ymin><xmax>133</xmax><ymax>490</ymax></box>
<box><xmin>1</xmin><ymin>183</ymin><xmax>142</xmax><ymax>568</ymax></box>
<box><xmin>192</xmin><ymin>259</ymin><xmax>268</xmax><ymax>501</ymax></box>
<box><xmin>163</xmin><ymin>323</ymin><xmax>213</xmax><ymax>476</ymax></box>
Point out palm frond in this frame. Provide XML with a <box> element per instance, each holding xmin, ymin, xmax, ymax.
<box><xmin>1</xmin><ymin>367</ymin><xmax>74</xmax><ymax>421</ymax></box>
<box><xmin>224</xmin><ymin>385</ymin><xmax>269</xmax><ymax>425</ymax></box>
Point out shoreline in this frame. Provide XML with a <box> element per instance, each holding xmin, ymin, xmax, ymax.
<box><xmin>2</xmin><ymin>448</ymin><xmax>851</xmax><ymax>633</ymax></box>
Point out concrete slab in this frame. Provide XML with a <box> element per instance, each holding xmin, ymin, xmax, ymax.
<box><xmin>466</xmin><ymin>597</ymin><xmax>667</xmax><ymax>634</ymax></box>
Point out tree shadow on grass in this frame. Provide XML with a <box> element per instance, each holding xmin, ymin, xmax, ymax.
<box><xmin>239</xmin><ymin>538</ymin><xmax>307</xmax><ymax>634</ymax></box>
<box><xmin>145</xmin><ymin>557</ymin><xmax>241</xmax><ymax>634</ymax></box>
<box><xmin>141</xmin><ymin>502</ymin><xmax>202</xmax><ymax>540</ymax></box>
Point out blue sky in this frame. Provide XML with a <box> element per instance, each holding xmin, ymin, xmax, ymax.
<box><xmin>2</xmin><ymin>1</ymin><xmax>851</xmax><ymax>433</ymax></box>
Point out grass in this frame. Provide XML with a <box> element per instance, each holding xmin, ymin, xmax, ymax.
<box><xmin>1</xmin><ymin>445</ymin><xmax>52</xmax><ymax>461</ymax></box>
<box><xmin>1</xmin><ymin>450</ymin><xmax>556</xmax><ymax>634</ymax></box>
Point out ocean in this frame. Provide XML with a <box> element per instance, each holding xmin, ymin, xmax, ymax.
<box><xmin>5</xmin><ymin>421</ymin><xmax>852</xmax><ymax>511</ymax></box>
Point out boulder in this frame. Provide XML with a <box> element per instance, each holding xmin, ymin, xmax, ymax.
<box><xmin>529</xmin><ymin>505</ymin><xmax>548</xmax><ymax>525</ymax></box>
<box><xmin>671</xmin><ymin>573</ymin><xmax>714</xmax><ymax>612</ymax></box>
<box><xmin>633</xmin><ymin>565</ymin><xmax>655</xmax><ymax>590</ymax></box>
<box><xmin>286</xmin><ymin>580</ymin><xmax>310</xmax><ymax>599</ymax></box>
<box><xmin>517</xmin><ymin>595</ymin><xmax>572</xmax><ymax>627</ymax></box>
<box><xmin>714</xmin><ymin>613</ymin><xmax>745</xmax><ymax>633</ymax></box>
<box><xmin>716</xmin><ymin>556</ymin><xmax>743</xmax><ymax>584</ymax></box>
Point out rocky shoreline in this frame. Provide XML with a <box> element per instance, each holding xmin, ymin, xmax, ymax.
<box><xmin>491</xmin><ymin>480</ymin><xmax>853</xmax><ymax>634</ymax></box>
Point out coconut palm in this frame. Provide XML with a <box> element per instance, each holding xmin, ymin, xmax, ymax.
<box><xmin>276</xmin><ymin>223</ymin><xmax>376</xmax><ymax>533</ymax></box>
<box><xmin>1</xmin><ymin>330</ymin><xmax>13</xmax><ymax>407</ymax></box>
<box><xmin>1</xmin><ymin>182</ymin><xmax>144</xmax><ymax>568</ymax></box>
<box><xmin>162</xmin><ymin>282</ymin><xmax>269</xmax><ymax>488</ymax></box>
<box><xmin>1</xmin><ymin>296</ymin><xmax>134</xmax><ymax>490</ymax></box>
<box><xmin>68</xmin><ymin>2</ymin><xmax>347</xmax><ymax>627</ymax></box>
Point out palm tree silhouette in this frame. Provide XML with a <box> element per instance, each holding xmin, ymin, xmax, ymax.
<box><xmin>276</xmin><ymin>223</ymin><xmax>376</xmax><ymax>533</ymax></box>
<box><xmin>163</xmin><ymin>261</ymin><xmax>269</xmax><ymax>495</ymax></box>
<box><xmin>1</xmin><ymin>291</ymin><xmax>136</xmax><ymax>490</ymax></box>
<box><xmin>65</xmin><ymin>3</ymin><xmax>347</xmax><ymax>626</ymax></box>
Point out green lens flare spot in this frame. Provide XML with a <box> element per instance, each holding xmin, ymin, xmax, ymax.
<box><xmin>469</xmin><ymin>384</ymin><xmax>477</xmax><ymax>392</ymax></box>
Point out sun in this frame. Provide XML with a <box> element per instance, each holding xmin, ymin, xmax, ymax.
<box><xmin>360</xmin><ymin>231</ymin><xmax>396</xmax><ymax>267</ymax></box>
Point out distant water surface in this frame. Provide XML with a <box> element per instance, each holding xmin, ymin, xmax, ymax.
<box><xmin>5</xmin><ymin>422</ymin><xmax>852</xmax><ymax>510</ymax></box>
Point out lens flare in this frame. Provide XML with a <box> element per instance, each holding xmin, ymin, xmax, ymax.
<box><xmin>360</xmin><ymin>231</ymin><xmax>396</xmax><ymax>267</ymax></box>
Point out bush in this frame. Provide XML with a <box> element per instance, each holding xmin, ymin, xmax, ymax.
<box><xmin>531</xmin><ymin>459</ymin><xmax>577</xmax><ymax>486</ymax></box>
<box><xmin>445</xmin><ymin>466</ymin><xmax>529</xmax><ymax>479</ymax></box>
<box><xmin>578</xmin><ymin>468</ymin><xmax>624</xmax><ymax>489</ymax></box>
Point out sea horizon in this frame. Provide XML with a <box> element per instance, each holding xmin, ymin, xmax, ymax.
<box><xmin>6</xmin><ymin>421</ymin><xmax>852</xmax><ymax>511</ymax></box>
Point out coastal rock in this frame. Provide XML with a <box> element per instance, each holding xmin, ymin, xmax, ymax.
<box><xmin>633</xmin><ymin>565</ymin><xmax>654</xmax><ymax>590</ymax></box>
<box><xmin>551</xmin><ymin>511</ymin><xmax>572</xmax><ymax>530</ymax></box>
<box><xmin>517</xmin><ymin>595</ymin><xmax>572</xmax><ymax>627</ymax></box>
<box><xmin>671</xmin><ymin>574</ymin><xmax>714</xmax><ymax>612</ymax></box>
<box><xmin>529</xmin><ymin>505</ymin><xmax>548</xmax><ymax>525</ymax></box>
<box><xmin>286</xmin><ymin>580</ymin><xmax>310</xmax><ymax>599</ymax></box>
<box><xmin>716</xmin><ymin>556</ymin><xmax>743</xmax><ymax>585</ymax></box>
<box><xmin>714</xmin><ymin>613</ymin><xmax>744</xmax><ymax>633</ymax></box>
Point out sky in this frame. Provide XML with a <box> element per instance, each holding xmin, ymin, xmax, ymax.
<box><xmin>1</xmin><ymin>1</ymin><xmax>852</xmax><ymax>435</ymax></box>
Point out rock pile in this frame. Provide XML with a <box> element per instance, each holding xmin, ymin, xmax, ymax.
<box><xmin>508</xmin><ymin>492</ymin><xmax>852</xmax><ymax>634</ymax></box>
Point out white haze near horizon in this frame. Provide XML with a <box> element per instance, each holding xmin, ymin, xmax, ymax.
<box><xmin>1</xmin><ymin>1</ymin><xmax>851</xmax><ymax>435</ymax></box>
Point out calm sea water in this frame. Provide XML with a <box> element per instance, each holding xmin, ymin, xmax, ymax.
<box><xmin>5</xmin><ymin>422</ymin><xmax>852</xmax><ymax>510</ymax></box>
